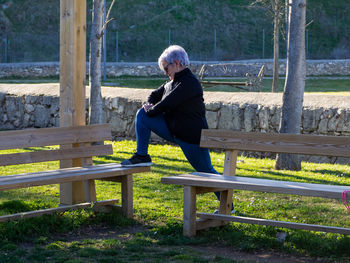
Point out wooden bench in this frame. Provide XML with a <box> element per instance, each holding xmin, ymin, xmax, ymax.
<box><xmin>161</xmin><ymin>129</ymin><xmax>350</xmax><ymax>236</ymax></box>
<box><xmin>199</xmin><ymin>64</ymin><xmax>266</xmax><ymax>92</ymax></box>
<box><xmin>0</xmin><ymin>124</ymin><xmax>150</xmax><ymax>222</ymax></box>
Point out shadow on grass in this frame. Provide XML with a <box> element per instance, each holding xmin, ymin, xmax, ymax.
<box><xmin>109</xmin><ymin>150</ymin><xmax>190</xmax><ymax>164</ymax></box>
<box><xmin>0</xmin><ymin>200</ymin><xmax>36</xmax><ymax>213</ymax></box>
<box><xmin>94</xmin><ymin>154</ymin><xmax>194</xmax><ymax>176</ymax></box>
<box><xmin>153</xmin><ymin>219</ymin><xmax>350</xmax><ymax>260</ymax></box>
<box><xmin>0</xmin><ymin>203</ymin><xmax>349</xmax><ymax>262</ymax></box>
<box><xmin>311</xmin><ymin>169</ymin><xmax>350</xmax><ymax>178</ymax></box>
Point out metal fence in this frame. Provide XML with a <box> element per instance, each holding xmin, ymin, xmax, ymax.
<box><xmin>0</xmin><ymin>32</ymin><xmax>59</xmax><ymax>63</ymax></box>
<box><xmin>0</xmin><ymin>26</ymin><xmax>349</xmax><ymax>63</ymax></box>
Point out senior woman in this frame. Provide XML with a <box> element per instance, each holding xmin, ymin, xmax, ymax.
<box><xmin>121</xmin><ymin>45</ymin><xmax>233</xmax><ymax>213</ymax></box>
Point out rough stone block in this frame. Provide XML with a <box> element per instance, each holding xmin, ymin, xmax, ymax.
<box><xmin>34</xmin><ymin>105</ymin><xmax>50</xmax><ymax>128</ymax></box>
<box><xmin>232</xmin><ymin>104</ymin><xmax>242</xmax><ymax>131</ymax></box>
<box><xmin>127</xmin><ymin>120</ymin><xmax>136</xmax><ymax>138</ymax></box>
<box><xmin>258</xmin><ymin>106</ymin><xmax>269</xmax><ymax>131</ymax></box>
<box><xmin>0</xmin><ymin>93</ymin><xmax>5</xmax><ymax>104</ymax></box>
<box><xmin>317</xmin><ymin>109</ymin><xmax>334</xmax><ymax>134</ymax></box>
<box><xmin>124</xmin><ymin>100</ymin><xmax>141</xmax><ymax>117</ymax></box>
<box><xmin>1</xmin><ymin>122</ymin><xmax>14</xmax><ymax>130</ymax></box>
<box><xmin>25</xmin><ymin>104</ymin><xmax>35</xmax><ymax>113</ymax></box>
<box><xmin>206</xmin><ymin>111</ymin><xmax>218</xmax><ymax>129</ymax></box>
<box><xmin>302</xmin><ymin>108</ymin><xmax>319</xmax><ymax>132</ymax></box>
<box><xmin>43</xmin><ymin>96</ymin><xmax>53</xmax><ymax>106</ymax></box>
<box><xmin>270</xmin><ymin>106</ymin><xmax>281</xmax><ymax>130</ymax></box>
<box><xmin>50</xmin><ymin>99</ymin><xmax>60</xmax><ymax>115</ymax></box>
<box><xmin>13</xmin><ymin>119</ymin><xmax>21</xmax><ymax>128</ymax></box>
<box><xmin>110</xmin><ymin>112</ymin><xmax>128</xmax><ymax>134</ymax></box>
<box><xmin>205</xmin><ymin>102</ymin><xmax>222</xmax><ymax>111</ymax></box>
<box><xmin>244</xmin><ymin>104</ymin><xmax>257</xmax><ymax>132</ymax></box>
<box><xmin>23</xmin><ymin>113</ymin><xmax>31</xmax><ymax>127</ymax></box>
<box><xmin>328</xmin><ymin>110</ymin><xmax>340</xmax><ymax>132</ymax></box>
<box><xmin>25</xmin><ymin>95</ymin><xmax>38</xmax><ymax>104</ymax></box>
<box><xmin>218</xmin><ymin>105</ymin><xmax>233</xmax><ymax>130</ymax></box>
<box><xmin>2</xmin><ymin>113</ymin><xmax>8</xmax><ymax>123</ymax></box>
<box><xmin>111</xmin><ymin>97</ymin><xmax>119</xmax><ymax>110</ymax></box>
<box><xmin>336</xmin><ymin>110</ymin><xmax>350</xmax><ymax>132</ymax></box>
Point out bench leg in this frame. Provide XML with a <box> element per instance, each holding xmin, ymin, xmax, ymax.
<box><xmin>121</xmin><ymin>174</ymin><xmax>133</xmax><ymax>218</ymax></box>
<box><xmin>83</xmin><ymin>179</ymin><xmax>97</xmax><ymax>202</ymax></box>
<box><xmin>183</xmin><ymin>186</ymin><xmax>197</xmax><ymax>237</ymax></box>
<box><xmin>219</xmin><ymin>189</ymin><xmax>233</xmax><ymax>215</ymax></box>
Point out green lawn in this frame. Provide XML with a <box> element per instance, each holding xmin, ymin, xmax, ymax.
<box><xmin>0</xmin><ymin>141</ymin><xmax>349</xmax><ymax>262</ymax></box>
<box><xmin>103</xmin><ymin>76</ymin><xmax>350</xmax><ymax>95</ymax></box>
<box><xmin>1</xmin><ymin>76</ymin><xmax>349</xmax><ymax>95</ymax></box>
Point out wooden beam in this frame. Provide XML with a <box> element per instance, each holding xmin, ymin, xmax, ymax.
<box><xmin>59</xmin><ymin>0</ymin><xmax>87</xmax><ymax>127</ymax></box>
<box><xmin>201</xmin><ymin>81</ymin><xmax>250</xmax><ymax>86</ymax></box>
<box><xmin>197</xmin><ymin>213</ymin><xmax>350</xmax><ymax>235</ymax></box>
<box><xmin>200</xmin><ymin>129</ymin><xmax>350</xmax><ymax>158</ymax></box>
<box><xmin>59</xmin><ymin>0</ymin><xmax>89</xmax><ymax>205</ymax></box>
<box><xmin>0</xmin><ymin>145</ymin><xmax>113</xmax><ymax>166</ymax></box>
<box><xmin>195</xmin><ymin>187</ymin><xmax>225</xmax><ymax>194</ymax></box>
<box><xmin>0</xmin><ymin>124</ymin><xmax>112</xmax><ymax>150</ymax></box>
<box><xmin>0</xmin><ymin>199</ymin><xmax>118</xmax><ymax>223</ymax></box>
<box><xmin>223</xmin><ymin>150</ymin><xmax>238</xmax><ymax>177</ymax></box>
<box><xmin>183</xmin><ymin>186</ymin><xmax>197</xmax><ymax>237</ymax></box>
<box><xmin>196</xmin><ymin>218</ymin><xmax>227</xmax><ymax>231</ymax></box>
<box><xmin>121</xmin><ymin>174</ymin><xmax>133</xmax><ymax>218</ymax></box>
<box><xmin>219</xmin><ymin>150</ymin><xmax>237</xmax><ymax>214</ymax></box>
<box><xmin>161</xmin><ymin>173</ymin><xmax>350</xmax><ymax>200</ymax></box>
<box><xmin>0</xmin><ymin>164</ymin><xmax>150</xmax><ymax>191</ymax></box>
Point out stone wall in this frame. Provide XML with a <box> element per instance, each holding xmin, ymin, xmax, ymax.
<box><xmin>1</xmin><ymin>59</ymin><xmax>350</xmax><ymax>78</ymax></box>
<box><xmin>0</xmin><ymin>84</ymin><xmax>349</xmax><ymax>164</ymax></box>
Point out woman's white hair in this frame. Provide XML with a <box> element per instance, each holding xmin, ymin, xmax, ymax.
<box><xmin>158</xmin><ymin>45</ymin><xmax>190</xmax><ymax>71</ymax></box>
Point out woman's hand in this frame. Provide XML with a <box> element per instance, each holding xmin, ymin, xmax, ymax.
<box><xmin>143</xmin><ymin>103</ymin><xmax>154</xmax><ymax>111</ymax></box>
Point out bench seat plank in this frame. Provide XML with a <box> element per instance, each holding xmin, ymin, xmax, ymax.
<box><xmin>197</xmin><ymin>213</ymin><xmax>350</xmax><ymax>235</ymax></box>
<box><xmin>0</xmin><ymin>163</ymin><xmax>150</xmax><ymax>191</ymax></box>
<box><xmin>161</xmin><ymin>172</ymin><xmax>350</xmax><ymax>199</ymax></box>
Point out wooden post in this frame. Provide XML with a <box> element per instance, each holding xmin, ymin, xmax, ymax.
<box><xmin>183</xmin><ymin>186</ymin><xmax>197</xmax><ymax>237</ymax></box>
<box><xmin>59</xmin><ymin>0</ymin><xmax>95</xmax><ymax>205</ymax></box>
<box><xmin>121</xmin><ymin>174</ymin><xmax>133</xmax><ymax>218</ymax></box>
<box><xmin>219</xmin><ymin>150</ymin><xmax>238</xmax><ymax>214</ymax></box>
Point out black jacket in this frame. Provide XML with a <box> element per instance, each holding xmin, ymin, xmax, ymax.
<box><xmin>146</xmin><ymin>68</ymin><xmax>208</xmax><ymax>145</ymax></box>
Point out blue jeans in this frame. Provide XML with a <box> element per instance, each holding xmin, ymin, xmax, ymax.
<box><xmin>135</xmin><ymin>108</ymin><xmax>220</xmax><ymax>200</ymax></box>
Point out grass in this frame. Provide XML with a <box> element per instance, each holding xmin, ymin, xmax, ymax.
<box><xmin>104</xmin><ymin>76</ymin><xmax>350</xmax><ymax>95</ymax></box>
<box><xmin>2</xmin><ymin>76</ymin><xmax>348</xmax><ymax>95</ymax></box>
<box><xmin>0</xmin><ymin>141</ymin><xmax>349</xmax><ymax>262</ymax></box>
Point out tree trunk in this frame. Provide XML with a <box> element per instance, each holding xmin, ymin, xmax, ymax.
<box><xmin>275</xmin><ymin>0</ymin><xmax>306</xmax><ymax>171</ymax></box>
<box><xmin>89</xmin><ymin>0</ymin><xmax>104</xmax><ymax>125</ymax></box>
<box><xmin>272</xmin><ymin>0</ymin><xmax>280</xmax><ymax>93</ymax></box>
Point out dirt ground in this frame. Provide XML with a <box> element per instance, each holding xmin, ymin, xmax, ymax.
<box><xmin>35</xmin><ymin>224</ymin><xmax>333</xmax><ymax>263</ymax></box>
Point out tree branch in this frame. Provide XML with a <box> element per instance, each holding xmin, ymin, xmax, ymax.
<box><xmin>101</xmin><ymin>18</ymin><xmax>115</xmax><ymax>35</ymax></box>
<box><xmin>305</xmin><ymin>19</ymin><xmax>314</xmax><ymax>28</ymax></box>
<box><xmin>97</xmin><ymin>0</ymin><xmax>116</xmax><ymax>39</ymax></box>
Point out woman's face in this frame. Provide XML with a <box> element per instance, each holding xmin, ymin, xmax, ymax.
<box><xmin>161</xmin><ymin>60</ymin><xmax>183</xmax><ymax>80</ymax></box>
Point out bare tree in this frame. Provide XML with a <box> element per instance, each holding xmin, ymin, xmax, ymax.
<box><xmin>89</xmin><ymin>0</ymin><xmax>115</xmax><ymax>125</ymax></box>
<box><xmin>275</xmin><ymin>0</ymin><xmax>306</xmax><ymax>171</ymax></box>
<box><xmin>250</xmin><ymin>0</ymin><xmax>285</xmax><ymax>92</ymax></box>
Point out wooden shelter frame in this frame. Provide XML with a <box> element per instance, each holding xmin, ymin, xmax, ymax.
<box><xmin>59</xmin><ymin>0</ymin><xmax>89</xmax><ymax>204</ymax></box>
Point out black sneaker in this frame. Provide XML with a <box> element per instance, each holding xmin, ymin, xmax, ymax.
<box><xmin>121</xmin><ymin>153</ymin><xmax>153</xmax><ymax>167</ymax></box>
